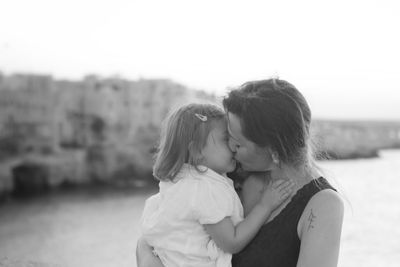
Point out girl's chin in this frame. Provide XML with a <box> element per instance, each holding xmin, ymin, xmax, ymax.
<box><xmin>224</xmin><ymin>161</ymin><xmax>236</xmax><ymax>173</ymax></box>
<box><xmin>231</xmin><ymin>159</ymin><xmax>237</xmax><ymax>169</ymax></box>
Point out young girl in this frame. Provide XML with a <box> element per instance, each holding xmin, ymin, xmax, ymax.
<box><xmin>140</xmin><ymin>103</ymin><xmax>294</xmax><ymax>267</ymax></box>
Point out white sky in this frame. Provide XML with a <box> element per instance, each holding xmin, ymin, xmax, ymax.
<box><xmin>1</xmin><ymin>0</ymin><xmax>399</xmax><ymax>120</ymax></box>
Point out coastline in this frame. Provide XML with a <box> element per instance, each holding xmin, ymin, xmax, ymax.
<box><xmin>1</xmin><ymin>146</ymin><xmax>400</xmax><ymax>200</ymax></box>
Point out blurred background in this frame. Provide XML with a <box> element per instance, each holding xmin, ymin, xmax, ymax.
<box><xmin>0</xmin><ymin>0</ymin><xmax>399</xmax><ymax>266</ymax></box>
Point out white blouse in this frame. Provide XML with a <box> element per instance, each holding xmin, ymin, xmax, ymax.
<box><xmin>140</xmin><ymin>164</ymin><xmax>244</xmax><ymax>267</ymax></box>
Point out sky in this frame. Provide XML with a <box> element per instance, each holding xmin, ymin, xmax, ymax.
<box><xmin>0</xmin><ymin>0</ymin><xmax>399</xmax><ymax>121</ymax></box>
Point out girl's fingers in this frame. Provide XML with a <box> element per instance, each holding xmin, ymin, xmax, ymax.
<box><xmin>278</xmin><ymin>184</ymin><xmax>295</xmax><ymax>199</ymax></box>
<box><xmin>283</xmin><ymin>183</ymin><xmax>295</xmax><ymax>191</ymax></box>
<box><xmin>272</xmin><ymin>179</ymin><xmax>290</xmax><ymax>189</ymax></box>
<box><xmin>276</xmin><ymin>181</ymin><xmax>295</xmax><ymax>192</ymax></box>
<box><xmin>271</xmin><ymin>179</ymin><xmax>285</xmax><ymax>189</ymax></box>
<box><xmin>280</xmin><ymin>191</ymin><xmax>290</xmax><ymax>200</ymax></box>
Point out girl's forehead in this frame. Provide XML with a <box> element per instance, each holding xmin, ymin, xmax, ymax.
<box><xmin>227</xmin><ymin>113</ymin><xmax>242</xmax><ymax>137</ymax></box>
<box><xmin>212</xmin><ymin>119</ymin><xmax>228</xmax><ymax>131</ymax></box>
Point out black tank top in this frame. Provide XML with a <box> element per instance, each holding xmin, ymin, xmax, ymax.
<box><xmin>232</xmin><ymin>177</ymin><xmax>336</xmax><ymax>267</ymax></box>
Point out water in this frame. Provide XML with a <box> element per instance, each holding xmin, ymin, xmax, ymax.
<box><xmin>0</xmin><ymin>150</ymin><xmax>399</xmax><ymax>267</ymax></box>
<box><xmin>320</xmin><ymin>149</ymin><xmax>400</xmax><ymax>267</ymax></box>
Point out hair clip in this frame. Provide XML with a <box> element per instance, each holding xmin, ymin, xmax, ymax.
<box><xmin>194</xmin><ymin>113</ymin><xmax>207</xmax><ymax>122</ymax></box>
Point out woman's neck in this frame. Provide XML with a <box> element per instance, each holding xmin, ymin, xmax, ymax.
<box><xmin>270</xmin><ymin>162</ymin><xmax>320</xmax><ymax>190</ymax></box>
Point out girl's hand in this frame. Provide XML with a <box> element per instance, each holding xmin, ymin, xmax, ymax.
<box><xmin>259</xmin><ymin>179</ymin><xmax>295</xmax><ymax>210</ymax></box>
<box><xmin>136</xmin><ymin>237</ymin><xmax>164</xmax><ymax>267</ymax></box>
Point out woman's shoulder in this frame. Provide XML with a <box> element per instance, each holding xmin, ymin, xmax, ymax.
<box><xmin>297</xmin><ymin>176</ymin><xmax>343</xmax><ymax>210</ymax></box>
<box><xmin>303</xmin><ymin>177</ymin><xmax>344</xmax><ymax>215</ymax></box>
<box><xmin>298</xmin><ymin>187</ymin><xmax>344</xmax><ymax>236</ymax></box>
<box><xmin>308</xmin><ymin>187</ymin><xmax>344</xmax><ymax>210</ymax></box>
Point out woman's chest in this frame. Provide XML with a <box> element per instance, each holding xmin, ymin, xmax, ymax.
<box><xmin>240</xmin><ymin>176</ymin><xmax>293</xmax><ymax>223</ymax></box>
<box><xmin>232</xmin><ymin>221</ymin><xmax>301</xmax><ymax>267</ymax></box>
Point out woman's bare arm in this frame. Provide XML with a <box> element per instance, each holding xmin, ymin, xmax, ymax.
<box><xmin>296</xmin><ymin>190</ymin><xmax>344</xmax><ymax>267</ymax></box>
<box><xmin>136</xmin><ymin>237</ymin><xmax>164</xmax><ymax>267</ymax></box>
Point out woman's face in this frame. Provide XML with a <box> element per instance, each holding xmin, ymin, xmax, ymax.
<box><xmin>227</xmin><ymin>112</ymin><xmax>274</xmax><ymax>172</ymax></box>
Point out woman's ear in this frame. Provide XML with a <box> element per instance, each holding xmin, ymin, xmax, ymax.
<box><xmin>272</xmin><ymin>153</ymin><xmax>279</xmax><ymax>165</ymax></box>
<box><xmin>267</xmin><ymin>148</ymin><xmax>280</xmax><ymax>165</ymax></box>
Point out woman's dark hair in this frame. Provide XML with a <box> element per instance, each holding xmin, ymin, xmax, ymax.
<box><xmin>222</xmin><ymin>78</ymin><xmax>312</xmax><ymax>165</ymax></box>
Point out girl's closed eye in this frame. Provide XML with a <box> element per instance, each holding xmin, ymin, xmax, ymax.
<box><xmin>233</xmin><ymin>140</ymin><xmax>240</xmax><ymax>148</ymax></box>
<box><xmin>228</xmin><ymin>138</ymin><xmax>240</xmax><ymax>152</ymax></box>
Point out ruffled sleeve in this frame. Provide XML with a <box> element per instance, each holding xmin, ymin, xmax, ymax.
<box><xmin>191</xmin><ymin>178</ymin><xmax>237</xmax><ymax>225</ymax></box>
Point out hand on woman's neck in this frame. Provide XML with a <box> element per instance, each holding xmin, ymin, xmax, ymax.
<box><xmin>270</xmin><ymin>162</ymin><xmax>320</xmax><ymax>190</ymax></box>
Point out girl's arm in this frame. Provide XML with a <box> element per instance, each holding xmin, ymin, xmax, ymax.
<box><xmin>204</xmin><ymin>179</ymin><xmax>294</xmax><ymax>254</ymax></box>
<box><xmin>136</xmin><ymin>237</ymin><xmax>164</xmax><ymax>267</ymax></box>
<box><xmin>296</xmin><ymin>190</ymin><xmax>344</xmax><ymax>267</ymax></box>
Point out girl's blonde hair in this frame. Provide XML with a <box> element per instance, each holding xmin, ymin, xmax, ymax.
<box><xmin>153</xmin><ymin>103</ymin><xmax>225</xmax><ymax>181</ymax></box>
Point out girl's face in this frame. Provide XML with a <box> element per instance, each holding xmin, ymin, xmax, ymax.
<box><xmin>201</xmin><ymin>120</ymin><xmax>237</xmax><ymax>175</ymax></box>
<box><xmin>227</xmin><ymin>112</ymin><xmax>274</xmax><ymax>172</ymax></box>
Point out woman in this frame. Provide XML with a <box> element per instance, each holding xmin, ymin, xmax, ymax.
<box><xmin>137</xmin><ymin>78</ymin><xmax>344</xmax><ymax>267</ymax></box>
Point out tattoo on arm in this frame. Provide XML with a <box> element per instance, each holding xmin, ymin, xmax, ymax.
<box><xmin>307</xmin><ymin>209</ymin><xmax>316</xmax><ymax>231</ymax></box>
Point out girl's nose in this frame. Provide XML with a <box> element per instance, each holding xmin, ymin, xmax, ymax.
<box><xmin>228</xmin><ymin>139</ymin><xmax>236</xmax><ymax>152</ymax></box>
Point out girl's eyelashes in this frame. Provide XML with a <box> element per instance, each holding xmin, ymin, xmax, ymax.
<box><xmin>230</xmin><ymin>138</ymin><xmax>240</xmax><ymax>148</ymax></box>
<box><xmin>232</xmin><ymin>138</ymin><xmax>240</xmax><ymax>147</ymax></box>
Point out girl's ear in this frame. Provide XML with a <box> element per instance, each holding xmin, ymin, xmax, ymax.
<box><xmin>188</xmin><ymin>142</ymin><xmax>203</xmax><ymax>164</ymax></box>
